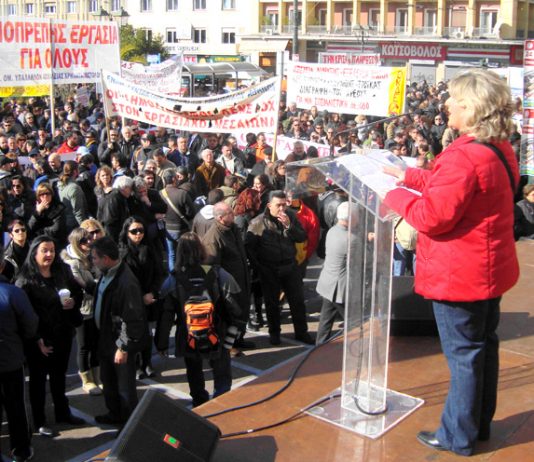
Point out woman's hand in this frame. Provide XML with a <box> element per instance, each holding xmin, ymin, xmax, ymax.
<box><xmin>143</xmin><ymin>293</ymin><xmax>156</xmax><ymax>305</ymax></box>
<box><xmin>383</xmin><ymin>166</ymin><xmax>406</xmax><ymax>185</ymax></box>
<box><xmin>38</xmin><ymin>339</ymin><xmax>53</xmax><ymax>357</ymax></box>
<box><xmin>61</xmin><ymin>298</ymin><xmax>75</xmax><ymax>310</ymax></box>
<box><xmin>35</xmin><ymin>197</ymin><xmax>51</xmax><ymax>214</ymax></box>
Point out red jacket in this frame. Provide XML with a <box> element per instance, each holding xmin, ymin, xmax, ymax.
<box><xmin>385</xmin><ymin>134</ymin><xmax>519</xmax><ymax>302</ymax></box>
<box><xmin>294</xmin><ymin>201</ymin><xmax>320</xmax><ymax>263</ymax></box>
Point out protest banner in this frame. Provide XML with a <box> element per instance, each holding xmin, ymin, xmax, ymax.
<box><xmin>102</xmin><ymin>71</ymin><xmax>280</xmax><ymax>134</ymax></box>
<box><xmin>234</xmin><ymin>133</ymin><xmax>338</xmax><ymax>160</ymax></box>
<box><xmin>286</xmin><ymin>61</ymin><xmax>406</xmax><ymax>117</ymax></box>
<box><xmin>318</xmin><ymin>52</ymin><xmax>381</xmax><ymax>66</ymax></box>
<box><xmin>0</xmin><ymin>84</ymin><xmax>49</xmax><ymax>97</ymax></box>
<box><xmin>0</xmin><ymin>17</ymin><xmax>120</xmax><ymax>86</ymax></box>
<box><xmin>121</xmin><ymin>54</ymin><xmax>184</xmax><ymax>95</ymax></box>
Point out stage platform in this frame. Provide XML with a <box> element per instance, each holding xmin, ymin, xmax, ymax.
<box><xmin>195</xmin><ymin>240</ymin><xmax>534</xmax><ymax>461</ymax></box>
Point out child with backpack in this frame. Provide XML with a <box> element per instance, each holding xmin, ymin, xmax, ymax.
<box><xmin>155</xmin><ymin>232</ymin><xmax>244</xmax><ymax>407</ymax></box>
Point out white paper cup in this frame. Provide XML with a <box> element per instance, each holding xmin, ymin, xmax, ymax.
<box><xmin>58</xmin><ymin>288</ymin><xmax>71</xmax><ymax>304</ymax></box>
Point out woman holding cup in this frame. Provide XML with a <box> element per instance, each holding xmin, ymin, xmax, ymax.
<box><xmin>16</xmin><ymin>236</ymin><xmax>84</xmax><ymax>437</ymax></box>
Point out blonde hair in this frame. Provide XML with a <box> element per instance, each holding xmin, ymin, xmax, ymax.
<box><xmin>80</xmin><ymin>218</ymin><xmax>106</xmax><ymax>236</ymax></box>
<box><xmin>448</xmin><ymin>69</ymin><xmax>514</xmax><ymax>142</ymax></box>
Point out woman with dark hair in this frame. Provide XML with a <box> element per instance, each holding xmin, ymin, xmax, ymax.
<box><xmin>61</xmin><ymin>227</ymin><xmax>101</xmax><ymax>396</ymax></box>
<box><xmin>270</xmin><ymin>160</ymin><xmax>287</xmax><ymax>191</ymax></box>
<box><xmin>16</xmin><ymin>236</ymin><xmax>84</xmax><ymax>437</ymax></box>
<box><xmin>119</xmin><ymin>216</ymin><xmax>165</xmax><ymax>379</ymax></box>
<box><xmin>252</xmin><ymin>173</ymin><xmax>273</xmax><ymax>213</ymax></box>
<box><xmin>57</xmin><ymin>160</ymin><xmax>88</xmax><ymax>233</ymax></box>
<box><xmin>514</xmin><ymin>183</ymin><xmax>534</xmax><ymax>240</ymax></box>
<box><xmin>3</xmin><ymin>218</ymin><xmax>30</xmax><ymax>282</ymax></box>
<box><xmin>27</xmin><ymin>182</ymin><xmax>66</xmax><ymax>245</ymax></box>
<box><xmin>156</xmin><ymin>232</ymin><xmax>242</xmax><ymax>407</ymax></box>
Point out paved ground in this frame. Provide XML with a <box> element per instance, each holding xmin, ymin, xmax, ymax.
<box><xmin>0</xmin><ymin>259</ymin><xmax>329</xmax><ymax>462</ymax></box>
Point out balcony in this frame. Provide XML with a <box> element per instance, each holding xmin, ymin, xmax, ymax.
<box><xmin>413</xmin><ymin>26</ymin><xmax>439</xmax><ymax>37</ymax></box>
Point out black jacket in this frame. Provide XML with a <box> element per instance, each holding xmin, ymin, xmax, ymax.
<box><xmin>94</xmin><ymin>261</ymin><xmax>148</xmax><ymax>356</ymax></box>
<box><xmin>97</xmin><ymin>189</ymin><xmax>130</xmax><ymax>243</ymax></box>
<box><xmin>161</xmin><ymin>185</ymin><xmax>195</xmax><ymax>233</ymax></box>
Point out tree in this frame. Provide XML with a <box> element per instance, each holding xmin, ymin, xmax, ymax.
<box><xmin>119</xmin><ymin>25</ymin><xmax>170</xmax><ymax>64</ymax></box>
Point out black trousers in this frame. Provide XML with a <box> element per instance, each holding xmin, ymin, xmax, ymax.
<box><xmin>259</xmin><ymin>264</ymin><xmax>308</xmax><ymax>337</ymax></box>
<box><xmin>76</xmin><ymin>318</ymin><xmax>99</xmax><ymax>372</ymax></box>
<box><xmin>184</xmin><ymin>348</ymin><xmax>232</xmax><ymax>407</ymax></box>
<box><xmin>99</xmin><ymin>351</ymin><xmax>138</xmax><ymax>421</ymax></box>
<box><xmin>0</xmin><ymin>367</ymin><xmax>32</xmax><ymax>454</ymax></box>
<box><xmin>25</xmin><ymin>337</ymin><xmax>72</xmax><ymax>427</ymax></box>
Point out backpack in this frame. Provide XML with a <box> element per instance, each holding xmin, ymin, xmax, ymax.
<box><xmin>178</xmin><ymin>266</ymin><xmax>220</xmax><ymax>354</ymax></box>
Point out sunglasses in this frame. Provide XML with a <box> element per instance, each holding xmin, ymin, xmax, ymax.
<box><xmin>39</xmin><ymin>191</ymin><xmax>52</xmax><ymax>197</ymax></box>
<box><xmin>128</xmin><ymin>228</ymin><xmax>144</xmax><ymax>235</ymax></box>
<box><xmin>87</xmin><ymin>229</ymin><xmax>102</xmax><ymax>236</ymax></box>
<box><xmin>79</xmin><ymin>238</ymin><xmax>89</xmax><ymax>245</ymax></box>
<box><xmin>12</xmin><ymin>228</ymin><xmax>26</xmax><ymax>234</ymax></box>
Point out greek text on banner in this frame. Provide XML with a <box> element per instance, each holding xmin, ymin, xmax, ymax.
<box><xmin>102</xmin><ymin>71</ymin><xmax>280</xmax><ymax>134</ymax></box>
<box><xmin>286</xmin><ymin>60</ymin><xmax>406</xmax><ymax>117</ymax></box>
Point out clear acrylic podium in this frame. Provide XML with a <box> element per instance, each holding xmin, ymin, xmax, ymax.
<box><xmin>286</xmin><ymin>152</ymin><xmax>424</xmax><ymax>439</ymax></box>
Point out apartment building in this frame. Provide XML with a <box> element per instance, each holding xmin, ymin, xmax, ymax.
<box><xmin>240</xmin><ymin>0</ymin><xmax>526</xmax><ymax>83</ymax></box>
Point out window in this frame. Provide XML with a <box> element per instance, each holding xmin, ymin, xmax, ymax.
<box><xmin>167</xmin><ymin>0</ymin><xmax>178</xmax><ymax>10</ymax></box>
<box><xmin>368</xmin><ymin>8</ymin><xmax>380</xmax><ymax>29</ymax></box>
<box><xmin>193</xmin><ymin>28</ymin><xmax>206</xmax><ymax>43</ymax></box>
<box><xmin>265</xmin><ymin>8</ymin><xmax>279</xmax><ymax>27</ymax></box>
<box><xmin>480</xmin><ymin>9</ymin><xmax>498</xmax><ymax>33</ymax></box>
<box><xmin>167</xmin><ymin>28</ymin><xmax>178</xmax><ymax>43</ymax></box>
<box><xmin>318</xmin><ymin>9</ymin><xmax>327</xmax><ymax>26</ymax></box>
<box><xmin>88</xmin><ymin>0</ymin><xmax>98</xmax><ymax>13</ymax></box>
<box><xmin>222</xmin><ymin>0</ymin><xmax>235</xmax><ymax>9</ymax></box>
<box><xmin>288</xmin><ymin>8</ymin><xmax>302</xmax><ymax>25</ymax></box>
<box><xmin>343</xmin><ymin>9</ymin><xmax>353</xmax><ymax>26</ymax></box>
<box><xmin>395</xmin><ymin>8</ymin><xmax>408</xmax><ymax>33</ymax></box>
<box><xmin>7</xmin><ymin>4</ymin><xmax>17</xmax><ymax>15</ymax></box>
<box><xmin>44</xmin><ymin>3</ymin><xmax>56</xmax><ymax>14</ymax></box>
<box><xmin>67</xmin><ymin>1</ymin><xmax>76</xmax><ymax>13</ymax></box>
<box><xmin>222</xmin><ymin>28</ymin><xmax>235</xmax><ymax>44</ymax></box>
<box><xmin>140</xmin><ymin>28</ymin><xmax>153</xmax><ymax>41</ymax></box>
<box><xmin>193</xmin><ymin>0</ymin><xmax>206</xmax><ymax>10</ymax></box>
<box><xmin>25</xmin><ymin>3</ymin><xmax>34</xmax><ymax>15</ymax></box>
<box><xmin>111</xmin><ymin>0</ymin><xmax>121</xmax><ymax>12</ymax></box>
<box><xmin>140</xmin><ymin>0</ymin><xmax>152</xmax><ymax>12</ymax></box>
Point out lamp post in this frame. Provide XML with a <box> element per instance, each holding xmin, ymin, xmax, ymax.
<box><xmin>93</xmin><ymin>7</ymin><xmax>110</xmax><ymax>21</ymax></box>
<box><xmin>113</xmin><ymin>7</ymin><xmax>129</xmax><ymax>27</ymax></box>
<box><xmin>292</xmin><ymin>0</ymin><xmax>298</xmax><ymax>59</ymax></box>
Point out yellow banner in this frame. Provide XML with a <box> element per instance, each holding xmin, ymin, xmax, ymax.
<box><xmin>388</xmin><ymin>67</ymin><xmax>407</xmax><ymax>116</ymax></box>
<box><xmin>0</xmin><ymin>85</ymin><xmax>50</xmax><ymax>97</ymax></box>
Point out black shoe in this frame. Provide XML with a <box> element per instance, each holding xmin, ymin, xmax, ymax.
<box><xmin>37</xmin><ymin>426</ymin><xmax>57</xmax><ymax>438</ymax></box>
<box><xmin>247</xmin><ymin>320</ymin><xmax>259</xmax><ymax>332</ymax></box>
<box><xmin>95</xmin><ymin>413</ymin><xmax>125</xmax><ymax>425</ymax></box>
<box><xmin>145</xmin><ymin>366</ymin><xmax>156</xmax><ymax>378</ymax></box>
<box><xmin>235</xmin><ymin>339</ymin><xmax>256</xmax><ymax>349</ymax></box>
<box><xmin>136</xmin><ymin>368</ymin><xmax>147</xmax><ymax>380</ymax></box>
<box><xmin>269</xmin><ymin>333</ymin><xmax>281</xmax><ymax>345</ymax></box>
<box><xmin>295</xmin><ymin>333</ymin><xmax>314</xmax><ymax>345</ymax></box>
<box><xmin>56</xmin><ymin>414</ymin><xmax>86</xmax><ymax>425</ymax></box>
<box><xmin>416</xmin><ymin>431</ymin><xmax>448</xmax><ymax>451</ymax></box>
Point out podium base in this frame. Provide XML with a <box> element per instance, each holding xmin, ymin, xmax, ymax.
<box><xmin>306</xmin><ymin>387</ymin><xmax>424</xmax><ymax>439</ymax></box>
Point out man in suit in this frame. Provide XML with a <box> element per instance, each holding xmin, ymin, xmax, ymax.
<box><xmin>316</xmin><ymin>201</ymin><xmax>353</xmax><ymax>344</ymax></box>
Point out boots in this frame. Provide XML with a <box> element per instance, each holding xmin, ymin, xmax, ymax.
<box><xmin>79</xmin><ymin>370</ymin><xmax>102</xmax><ymax>396</ymax></box>
<box><xmin>92</xmin><ymin>367</ymin><xmax>103</xmax><ymax>390</ymax></box>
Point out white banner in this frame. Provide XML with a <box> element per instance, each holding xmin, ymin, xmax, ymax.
<box><xmin>102</xmin><ymin>71</ymin><xmax>280</xmax><ymax>134</ymax></box>
<box><xmin>234</xmin><ymin>133</ymin><xmax>337</xmax><ymax>160</ymax></box>
<box><xmin>121</xmin><ymin>54</ymin><xmax>184</xmax><ymax>95</ymax></box>
<box><xmin>286</xmin><ymin>61</ymin><xmax>406</xmax><ymax>116</ymax></box>
<box><xmin>0</xmin><ymin>18</ymin><xmax>120</xmax><ymax>85</ymax></box>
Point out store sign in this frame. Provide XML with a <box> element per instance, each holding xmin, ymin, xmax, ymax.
<box><xmin>380</xmin><ymin>43</ymin><xmax>445</xmax><ymax>60</ymax></box>
<box><xmin>318</xmin><ymin>52</ymin><xmax>380</xmax><ymax>66</ymax></box>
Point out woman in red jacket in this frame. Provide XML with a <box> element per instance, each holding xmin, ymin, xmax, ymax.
<box><xmin>384</xmin><ymin>69</ymin><xmax>519</xmax><ymax>456</ymax></box>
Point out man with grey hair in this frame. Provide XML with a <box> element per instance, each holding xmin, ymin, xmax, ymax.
<box><xmin>315</xmin><ymin>201</ymin><xmax>353</xmax><ymax>344</ymax></box>
<box><xmin>97</xmin><ymin>175</ymin><xmax>133</xmax><ymax>242</ymax></box>
<box><xmin>285</xmin><ymin>140</ymin><xmax>307</xmax><ymax>163</ymax></box>
<box><xmin>193</xmin><ymin>149</ymin><xmax>226</xmax><ymax>197</ymax></box>
<box><xmin>203</xmin><ymin>201</ymin><xmax>254</xmax><ymax>356</ymax></box>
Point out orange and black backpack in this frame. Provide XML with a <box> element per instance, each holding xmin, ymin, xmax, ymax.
<box><xmin>178</xmin><ymin>265</ymin><xmax>220</xmax><ymax>354</ymax></box>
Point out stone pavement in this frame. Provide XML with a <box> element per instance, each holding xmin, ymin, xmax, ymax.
<box><xmin>0</xmin><ymin>260</ymin><xmax>327</xmax><ymax>462</ymax></box>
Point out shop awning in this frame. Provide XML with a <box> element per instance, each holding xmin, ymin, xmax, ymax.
<box><xmin>181</xmin><ymin>62</ymin><xmax>267</xmax><ymax>77</ymax></box>
<box><xmin>238</xmin><ymin>39</ymin><xmax>289</xmax><ymax>54</ymax></box>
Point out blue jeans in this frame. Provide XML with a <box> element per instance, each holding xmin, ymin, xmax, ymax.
<box><xmin>433</xmin><ymin>297</ymin><xmax>500</xmax><ymax>456</ymax></box>
<box><xmin>166</xmin><ymin>230</ymin><xmax>181</xmax><ymax>272</ymax></box>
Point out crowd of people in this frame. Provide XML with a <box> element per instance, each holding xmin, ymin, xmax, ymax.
<box><xmin>0</xmin><ymin>73</ymin><xmax>531</xmax><ymax>461</ymax></box>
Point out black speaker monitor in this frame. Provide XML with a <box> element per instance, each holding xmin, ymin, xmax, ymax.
<box><xmin>106</xmin><ymin>389</ymin><xmax>220</xmax><ymax>462</ymax></box>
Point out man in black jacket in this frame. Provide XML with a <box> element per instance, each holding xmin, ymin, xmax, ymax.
<box><xmin>245</xmin><ymin>190</ymin><xmax>313</xmax><ymax>345</ymax></box>
<box><xmin>91</xmin><ymin>237</ymin><xmax>148</xmax><ymax>425</ymax></box>
<box><xmin>0</xmin><ymin>247</ymin><xmax>38</xmax><ymax>461</ymax></box>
